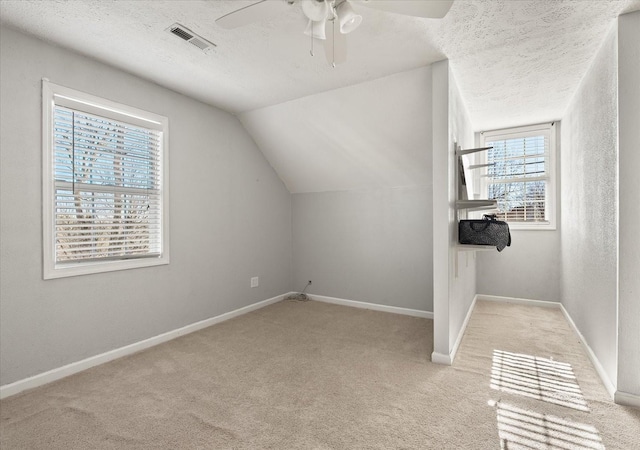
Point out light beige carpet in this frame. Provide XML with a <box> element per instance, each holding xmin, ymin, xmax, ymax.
<box><xmin>1</xmin><ymin>299</ymin><xmax>638</xmax><ymax>449</ymax></box>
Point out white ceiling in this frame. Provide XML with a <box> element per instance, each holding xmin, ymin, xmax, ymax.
<box><xmin>2</xmin><ymin>0</ymin><xmax>637</xmax><ymax>125</ymax></box>
<box><xmin>1</xmin><ymin>0</ymin><xmax>639</xmax><ymax>193</ymax></box>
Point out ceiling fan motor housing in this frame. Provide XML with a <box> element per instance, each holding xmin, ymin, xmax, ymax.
<box><xmin>301</xmin><ymin>0</ymin><xmax>329</xmax><ymax>22</ymax></box>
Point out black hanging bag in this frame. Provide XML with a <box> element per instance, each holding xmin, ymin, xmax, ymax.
<box><xmin>458</xmin><ymin>214</ymin><xmax>511</xmax><ymax>251</ymax></box>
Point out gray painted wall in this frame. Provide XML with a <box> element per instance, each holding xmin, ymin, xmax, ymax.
<box><xmin>292</xmin><ymin>187</ymin><xmax>432</xmax><ymax>311</ymax></box>
<box><xmin>447</xmin><ymin>67</ymin><xmax>477</xmax><ymax>351</ymax></box>
<box><xmin>476</xmin><ymin>230</ymin><xmax>561</xmax><ymax>302</ymax></box>
<box><xmin>431</xmin><ymin>60</ymin><xmax>450</xmax><ymax>360</ymax></box>
<box><xmin>477</xmin><ymin>232</ymin><xmax>561</xmax><ymax>303</ymax></box>
<box><xmin>476</xmin><ymin>124</ymin><xmax>562</xmax><ymax>303</ymax></box>
<box><xmin>431</xmin><ymin>60</ymin><xmax>476</xmax><ymax>362</ymax></box>
<box><xmin>0</xmin><ymin>26</ymin><xmax>292</xmax><ymax>385</ymax></box>
<box><xmin>560</xmin><ymin>23</ymin><xmax>618</xmax><ymax>387</ymax></box>
<box><xmin>617</xmin><ymin>11</ymin><xmax>640</xmax><ymax>400</ymax></box>
<box><xmin>287</xmin><ymin>66</ymin><xmax>434</xmax><ymax>312</ymax></box>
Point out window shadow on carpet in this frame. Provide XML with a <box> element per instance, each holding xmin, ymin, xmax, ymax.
<box><xmin>489</xmin><ymin>400</ymin><xmax>604</xmax><ymax>450</ymax></box>
<box><xmin>490</xmin><ymin>350</ymin><xmax>589</xmax><ymax>412</ymax></box>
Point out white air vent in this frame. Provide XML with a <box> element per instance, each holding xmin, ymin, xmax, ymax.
<box><xmin>167</xmin><ymin>23</ymin><xmax>216</xmax><ymax>54</ymax></box>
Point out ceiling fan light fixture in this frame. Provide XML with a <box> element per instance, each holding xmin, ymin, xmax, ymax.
<box><xmin>304</xmin><ymin>19</ymin><xmax>327</xmax><ymax>40</ymax></box>
<box><xmin>302</xmin><ymin>0</ymin><xmax>329</xmax><ymax>22</ymax></box>
<box><xmin>336</xmin><ymin>1</ymin><xmax>362</xmax><ymax>34</ymax></box>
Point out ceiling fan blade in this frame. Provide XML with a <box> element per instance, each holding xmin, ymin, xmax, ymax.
<box><xmin>356</xmin><ymin>0</ymin><xmax>454</xmax><ymax>19</ymax></box>
<box><xmin>216</xmin><ymin>0</ymin><xmax>287</xmax><ymax>29</ymax></box>
<box><xmin>324</xmin><ymin>20</ymin><xmax>347</xmax><ymax>66</ymax></box>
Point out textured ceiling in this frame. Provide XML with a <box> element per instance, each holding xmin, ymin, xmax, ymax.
<box><xmin>442</xmin><ymin>0</ymin><xmax>640</xmax><ymax>130</ymax></box>
<box><xmin>1</xmin><ymin>1</ymin><xmax>639</xmax><ymax>194</ymax></box>
<box><xmin>0</xmin><ymin>0</ymin><xmax>447</xmax><ymax>114</ymax></box>
<box><xmin>2</xmin><ymin>0</ymin><xmax>638</xmax><ymax>130</ymax></box>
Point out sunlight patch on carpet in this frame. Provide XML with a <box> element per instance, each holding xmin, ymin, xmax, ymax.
<box><xmin>491</xmin><ymin>350</ymin><xmax>589</xmax><ymax>412</ymax></box>
<box><xmin>489</xmin><ymin>400</ymin><xmax>604</xmax><ymax>450</ymax></box>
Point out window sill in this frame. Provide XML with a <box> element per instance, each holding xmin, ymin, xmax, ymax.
<box><xmin>44</xmin><ymin>255</ymin><xmax>169</xmax><ymax>279</ymax></box>
<box><xmin>507</xmin><ymin>222</ymin><xmax>557</xmax><ymax>231</ymax></box>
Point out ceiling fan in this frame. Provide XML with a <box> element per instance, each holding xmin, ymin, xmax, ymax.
<box><xmin>215</xmin><ymin>0</ymin><xmax>454</xmax><ymax>66</ymax></box>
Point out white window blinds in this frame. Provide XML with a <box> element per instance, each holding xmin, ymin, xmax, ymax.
<box><xmin>43</xmin><ymin>80</ymin><xmax>169</xmax><ymax>278</ymax></box>
<box><xmin>53</xmin><ymin>106</ymin><xmax>162</xmax><ymax>262</ymax></box>
<box><xmin>483</xmin><ymin>125</ymin><xmax>554</xmax><ymax>225</ymax></box>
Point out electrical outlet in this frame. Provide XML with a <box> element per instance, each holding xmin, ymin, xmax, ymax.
<box><xmin>251</xmin><ymin>277</ymin><xmax>259</xmax><ymax>288</ymax></box>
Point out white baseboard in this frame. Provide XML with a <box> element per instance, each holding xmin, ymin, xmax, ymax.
<box><xmin>476</xmin><ymin>293</ymin><xmax>617</xmax><ymax>401</ymax></box>
<box><xmin>0</xmin><ymin>293</ymin><xmax>289</xmax><ymax>400</ymax></box>
<box><xmin>614</xmin><ymin>390</ymin><xmax>640</xmax><ymax>408</ymax></box>
<box><xmin>558</xmin><ymin>304</ymin><xmax>617</xmax><ymax>399</ymax></box>
<box><xmin>448</xmin><ymin>294</ymin><xmax>479</xmax><ymax>365</ymax></box>
<box><xmin>431</xmin><ymin>352</ymin><xmax>452</xmax><ymax>365</ymax></box>
<box><xmin>310</xmin><ymin>294</ymin><xmax>433</xmax><ymax>319</ymax></box>
<box><xmin>475</xmin><ymin>294</ymin><xmax>561</xmax><ymax>309</ymax></box>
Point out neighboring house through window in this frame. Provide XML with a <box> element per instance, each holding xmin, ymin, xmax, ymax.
<box><xmin>42</xmin><ymin>80</ymin><xmax>169</xmax><ymax>279</ymax></box>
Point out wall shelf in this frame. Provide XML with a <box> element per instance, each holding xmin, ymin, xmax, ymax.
<box><xmin>455</xmin><ymin>244</ymin><xmax>496</xmax><ymax>252</ymax></box>
<box><xmin>455</xmin><ymin>144</ymin><xmax>499</xmax><ymax>254</ymax></box>
<box><xmin>455</xmin><ymin>146</ymin><xmax>493</xmax><ymax>156</ymax></box>
<box><xmin>456</xmin><ymin>199</ymin><xmax>497</xmax><ymax>211</ymax></box>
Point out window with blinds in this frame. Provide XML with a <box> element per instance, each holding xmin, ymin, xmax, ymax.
<box><xmin>43</xmin><ymin>80</ymin><xmax>169</xmax><ymax>278</ymax></box>
<box><xmin>481</xmin><ymin>123</ymin><xmax>556</xmax><ymax>229</ymax></box>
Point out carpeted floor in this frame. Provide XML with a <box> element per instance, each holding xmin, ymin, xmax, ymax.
<box><xmin>1</xmin><ymin>299</ymin><xmax>638</xmax><ymax>449</ymax></box>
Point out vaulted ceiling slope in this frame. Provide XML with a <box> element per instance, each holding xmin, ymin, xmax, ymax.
<box><xmin>1</xmin><ymin>1</ymin><xmax>639</xmax><ymax>194</ymax></box>
<box><xmin>240</xmin><ymin>67</ymin><xmax>432</xmax><ymax>193</ymax></box>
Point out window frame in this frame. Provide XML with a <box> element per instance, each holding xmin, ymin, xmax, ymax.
<box><xmin>42</xmin><ymin>79</ymin><xmax>170</xmax><ymax>279</ymax></box>
<box><xmin>479</xmin><ymin>123</ymin><xmax>557</xmax><ymax>231</ymax></box>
